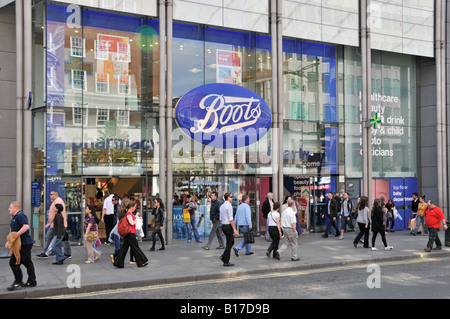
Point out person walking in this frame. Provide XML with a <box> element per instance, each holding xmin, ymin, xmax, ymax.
<box><xmin>84</xmin><ymin>205</ymin><xmax>102</xmax><ymax>263</ymax></box>
<box><xmin>339</xmin><ymin>192</ymin><xmax>356</xmax><ymax>239</ymax></box>
<box><xmin>411</xmin><ymin>195</ymin><xmax>428</xmax><ymax>236</ymax></box>
<box><xmin>385</xmin><ymin>199</ymin><xmax>396</xmax><ymax>232</ymax></box>
<box><xmin>202</xmin><ymin>192</ymin><xmax>225</xmax><ymax>251</ymax></box>
<box><xmin>370</xmin><ymin>199</ymin><xmax>393</xmax><ymax>251</ymax></box>
<box><xmin>233</xmin><ymin>195</ymin><xmax>253</xmax><ymax>256</ymax></box>
<box><xmin>184</xmin><ymin>195</ymin><xmax>202</xmax><ymax>243</ymax></box>
<box><xmin>219</xmin><ymin>193</ymin><xmax>239</xmax><ymax>266</ymax></box>
<box><xmin>102</xmin><ymin>188</ymin><xmax>116</xmax><ymax>244</ymax></box>
<box><xmin>261</xmin><ymin>192</ymin><xmax>274</xmax><ymax>241</ymax></box>
<box><xmin>276</xmin><ymin>200</ymin><xmax>300</xmax><ymax>261</ymax></box>
<box><xmin>266</xmin><ymin>202</ymin><xmax>282</xmax><ymax>259</ymax></box>
<box><xmin>5</xmin><ymin>201</ymin><xmax>37</xmax><ymax>291</ymax></box>
<box><xmin>37</xmin><ymin>190</ymin><xmax>71</xmax><ymax>259</ymax></box>
<box><xmin>321</xmin><ymin>192</ymin><xmax>340</xmax><ymax>238</ymax></box>
<box><xmin>353</xmin><ymin>196</ymin><xmax>370</xmax><ymax>248</ymax></box>
<box><xmin>113</xmin><ymin>201</ymin><xmax>148</xmax><ymax>268</ymax></box>
<box><xmin>50</xmin><ymin>204</ymin><xmax>68</xmax><ymax>265</ymax></box>
<box><xmin>424</xmin><ymin>200</ymin><xmax>448</xmax><ymax>252</ymax></box>
<box><xmin>149</xmin><ymin>198</ymin><xmax>165</xmax><ymax>251</ymax></box>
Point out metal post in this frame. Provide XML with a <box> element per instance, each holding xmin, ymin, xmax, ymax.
<box><xmin>23</xmin><ymin>0</ymin><xmax>33</xmax><ymax>216</ymax></box>
<box><xmin>158</xmin><ymin>0</ymin><xmax>166</xmax><ymax>212</ymax></box>
<box><xmin>15</xmin><ymin>0</ymin><xmax>23</xmax><ymax>204</ymax></box>
<box><xmin>166</xmin><ymin>0</ymin><xmax>173</xmax><ymax>244</ymax></box>
<box><xmin>361</xmin><ymin>0</ymin><xmax>372</xmax><ymax>206</ymax></box>
<box><xmin>270</xmin><ymin>0</ymin><xmax>279</xmax><ymax>201</ymax></box>
<box><xmin>276</xmin><ymin>0</ymin><xmax>284</xmax><ymax>202</ymax></box>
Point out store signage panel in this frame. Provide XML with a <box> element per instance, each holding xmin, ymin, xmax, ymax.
<box><xmin>175</xmin><ymin>83</ymin><xmax>272</xmax><ymax>148</ymax></box>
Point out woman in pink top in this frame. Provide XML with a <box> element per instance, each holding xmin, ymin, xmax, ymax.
<box><xmin>112</xmin><ymin>201</ymin><xmax>148</xmax><ymax>268</ymax></box>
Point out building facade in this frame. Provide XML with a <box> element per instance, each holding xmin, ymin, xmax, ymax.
<box><xmin>0</xmin><ymin>0</ymin><xmax>448</xmax><ymax>246</ymax></box>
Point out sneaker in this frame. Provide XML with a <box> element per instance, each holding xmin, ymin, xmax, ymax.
<box><xmin>36</xmin><ymin>253</ymin><xmax>48</xmax><ymax>259</ymax></box>
<box><xmin>21</xmin><ymin>281</ymin><xmax>37</xmax><ymax>288</ymax></box>
<box><xmin>385</xmin><ymin>246</ymin><xmax>393</xmax><ymax>250</ymax></box>
<box><xmin>65</xmin><ymin>254</ymin><xmax>72</xmax><ymax>259</ymax></box>
<box><xmin>371</xmin><ymin>247</ymin><xmax>379</xmax><ymax>251</ymax></box>
<box><xmin>338</xmin><ymin>236</ymin><xmax>344</xmax><ymax>240</ymax></box>
<box><xmin>7</xmin><ymin>282</ymin><xmax>23</xmax><ymax>291</ymax></box>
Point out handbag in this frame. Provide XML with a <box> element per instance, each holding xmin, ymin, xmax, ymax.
<box><xmin>86</xmin><ymin>231</ymin><xmax>97</xmax><ymax>242</ymax></box>
<box><xmin>182</xmin><ymin>208</ymin><xmax>191</xmax><ymax>223</ymax></box>
<box><xmin>244</xmin><ymin>230</ymin><xmax>255</xmax><ymax>244</ymax></box>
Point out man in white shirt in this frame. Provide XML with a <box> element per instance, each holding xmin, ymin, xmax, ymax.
<box><xmin>276</xmin><ymin>201</ymin><xmax>300</xmax><ymax>261</ymax></box>
<box><xmin>219</xmin><ymin>193</ymin><xmax>238</xmax><ymax>267</ymax></box>
<box><xmin>102</xmin><ymin>189</ymin><xmax>115</xmax><ymax>244</ymax></box>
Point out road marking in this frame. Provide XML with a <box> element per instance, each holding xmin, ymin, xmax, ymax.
<box><xmin>41</xmin><ymin>257</ymin><xmax>441</xmax><ymax>299</ymax></box>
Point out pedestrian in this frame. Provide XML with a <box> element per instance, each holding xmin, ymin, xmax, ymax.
<box><xmin>149</xmin><ymin>198</ymin><xmax>165</xmax><ymax>251</ymax></box>
<box><xmin>202</xmin><ymin>192</ymin><xmax>225</xmax><ymax>250</ymax></box>
<box><xmin>36</xmin><ymin>190</ymin><xmax>71</xmax><ymax>259</ymax></box>
<box><xmin>353</xmin><ymin>196</ymin><xmax>370</xmax><ymax>248</ymax></box>
<box><xmin>385</xmin><ymin>198</ymin><xmax>396</xmax><ymax>232</ymax></box>
<box><xmin>411</xmin><ymin>192</ymin><xmax>419</xmax><ymax>218</ymax></box>
<box><xmin>184</xmin><ymin>195</ymin><xmax>202</xmax><ymax>243</ymax></box>
<box><xmin>424</xmin><ymin>200</ymin><xmax>448</xmax><ymax>252</ymax></box>
<box><xmin>370</xmin><ymin>199</ymin><xmax>393</xmax><ymax>251</ymax></box>
<box><xmin>321</xmin><ymin>192</ymin><xmax>340</xmax><ymax>238</ymax></box>
<box><xmin>109</xmin><ymin>196</ymin><xmax>122</xmax><ymax>263</ymax></box>
<box><xmin>339</xmin><ymin>192</ymin><xmax>356</xmax><ymax>239</ymax></box>
<box><xmin>84</xmin><ymin>205</ymin><xmax>101</xmax><ymax>263</ymax></box>
<box><xmin>5</xmin><ymin>201</ymin><xmax>37</xmax><ymax>291</ymax></box>
<box><xmin>233</xmin><ymin>195</ymin><xmax>253</xmax><ymax>256</ymax></box>
<box><xmin>261</xmin><ymin>192</ymin><xmax>274</xmax><ymax>241</ymax></box>
<box><xmin>411</xmin><ymin>195</ymin><xmax>428</xmax><ymax>236</ymax></box>
<box><xmin>276</xmin><ymin>200</ymin><xmax>300</xmax><ymax>261</ymax></box>
<box><xmin>50</xmin><ymin>203</ymin><xmax>68</xmax><ymax>265</ymax></box>
<box><xmin>266</xmin><ymin>202</ymin><xmax>282</xmax><ymax>259</ymax></box>
<box><xmin>219</xmin><ymin>193</ymin><xmax>239</xmax><ymax>267</ymax></box>
<box><xmin>102</xmin><ymin>187</ymin><xmax>116</xmax><ymax>244</ymax></box>
<box><xmin>113</xmin><ymin>201</ymin><xmax>148</xmax><ymax>268</ymax></box>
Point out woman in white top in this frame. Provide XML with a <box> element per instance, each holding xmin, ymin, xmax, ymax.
<box><xmin>266</xmin><ymin>202</ymin><xmax>282</xmax><ymax>259</ymax></box>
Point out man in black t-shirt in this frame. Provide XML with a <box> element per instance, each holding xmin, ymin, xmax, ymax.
<box><xmin>6</xmin><ymin>201</ymin><xmax>37</xmax><ymax>291</ymax></box>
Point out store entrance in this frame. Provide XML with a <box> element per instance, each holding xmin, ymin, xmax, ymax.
<box><xmin>172</xmin><ymin>174</ymin><xmax>261</xmax><ymax>240</ymax></box>
<box><xmin>82</xmin><ymin>176</ymin><xmax>149</xmax><ymax>241</ymax></box>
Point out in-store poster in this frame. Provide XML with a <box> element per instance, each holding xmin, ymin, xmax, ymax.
<box><xmin>216</xmin><ymin>50</ymin><xmax>242</xmax><ymax>86</ymax></box>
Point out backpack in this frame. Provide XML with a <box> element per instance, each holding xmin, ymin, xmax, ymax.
<box><xmin>117</xmin><ymin>216</ymin><xmax>131</xmax><ymax>237</ymax></box>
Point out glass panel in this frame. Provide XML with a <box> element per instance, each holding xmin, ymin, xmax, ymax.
<box><xmin>344</xmin><ymin>47</ymin><xmax>417</xmax><ymax>178</ymax></box>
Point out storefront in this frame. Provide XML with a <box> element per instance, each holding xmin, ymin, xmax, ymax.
<box><xmin>30</xmin><ymin>1</ymin><xmax>419</xmax><ymax>245</ymax></box>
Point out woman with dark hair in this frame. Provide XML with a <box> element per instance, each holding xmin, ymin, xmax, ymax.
<box><xmin>149</xmin><ymin>198</ymin><xmax>165</xmax><ymax>251</ymax></box>
<box><xmin>266</xmin><ymin>202</ymin><xmax>282</xmax><ymax>259</ymax></box>
<box><xmin>385</xmin><ymin>199</ymin><xmax>396</xmax><ymax>232</ymax></box>
<box><xmin>353</xmin><ymin>196</ymin><xmax>370</xmax><ymax>248</ymax></box>
<box><xmin>113</xmin><ymin>201</ymin><xmax>148</xmax><ymax>268</ymax></box>
<box><xmin>370</xmin><ymin>199</ymin><xmax>393</xmax><ymax>251</ymax></box>
<box><xmin>51</xmin><ymin>203</ymin><xmax>67</xmax><ymax>265</ymax></box>
<box><xmin>84</xmin><ymin>205</ymin><xmax>101</xmax><ymax>263</ymax></box>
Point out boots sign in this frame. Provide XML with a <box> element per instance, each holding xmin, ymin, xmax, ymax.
<box><xmin>175</xmin><ymin>83</ymin><xmax>272</xmax><ymax>149</ymax></box>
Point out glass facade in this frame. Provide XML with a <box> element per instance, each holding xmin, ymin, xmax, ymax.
<box><xmin>31</xmin><ymin>2</ymin><xmax>420</xmax><ymax>243</ymax></box>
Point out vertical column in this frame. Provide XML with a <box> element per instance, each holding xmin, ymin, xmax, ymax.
<box><xmin>166</xmin><ymin>0</ymin><xmax>173</xmax><ymax>244</ymax></box>
<box><xmin>158</xmin><ymin>0</ymin><xmax>166</xmax><ymax>215</ymax></box>
<box><xmin>270</xmin><ymin>0</ymin><xmax>279</xmax><ymax>201</ymax></box>
<box><xmin>361</xmin><ymin>0</ymin><xmax>372</xmax><ymax>205</ymax></box>
<box><xmin>15</xmin><ymin>0</ymin><xmax>23</xmax><ymax>204</ymax></box>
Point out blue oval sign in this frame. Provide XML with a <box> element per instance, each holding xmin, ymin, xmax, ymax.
<box><xmin>175</xmin><ymin>83</ymin><xmax>272</xmax><ymax>149</ymax></box>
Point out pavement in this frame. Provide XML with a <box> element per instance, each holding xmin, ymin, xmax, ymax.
<box><xmin>1</xmin><ymin>229</ymin><xmax>449</xmax><ymax>299</ymax></box>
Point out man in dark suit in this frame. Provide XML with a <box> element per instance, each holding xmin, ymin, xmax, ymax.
<box><xmin>321</xmin><ymin>192</ymin><xmax>340</xmax><ymax>238</ymax></box>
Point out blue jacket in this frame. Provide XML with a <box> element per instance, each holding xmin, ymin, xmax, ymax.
<box><xmin>234</xmin><ymin>203</ymin><xmax>252</xmax><ymax>227</ymax></box>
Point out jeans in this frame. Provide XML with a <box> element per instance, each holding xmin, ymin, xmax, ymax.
<box><xmin>205</xmin><ymin>219</ymin><xmax>224</xmax><ymax>248</ymax></box>
<box><xmin>235</xmin><ymin>226</ymin><xmax>252</xmax><ymax>254</ymax></box>
<box><xmin>324</xmin><ymin>215</ymin><xmax>339</xmax><ymax>237</ymax></box>
<box><xmin>46</xmin><ymin>227</ymin><xmax>71</xmax><ymax>256</ymax></box>
<box><xmin>386</xmin><ymin>217</ymin><xmax>395</xmax><ymax>231</ymax></box>
<box><xmin>427</xmin><ymin>227</ymin><xmax>442</xmax><ymax>249</ymax></box>
<box><xmin>413</xmin><ymin>215</ymin><xmax>428</xmax><ymax>235</ymax></box>
<box><xmin>185</xmin><ymin>217</ymin><xmax>201</xmax><ymax>242</ymax></box>
<box><xmin>51</xmin><ymin>235</ymin><xmax>66</xmax><ymax>262</ymax></box>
